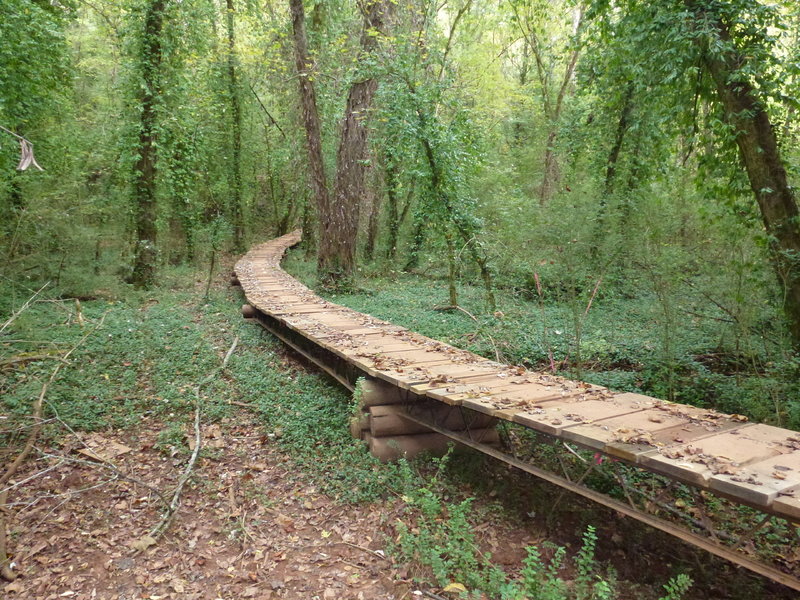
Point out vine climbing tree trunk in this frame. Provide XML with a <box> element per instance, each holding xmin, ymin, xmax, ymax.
<box><xmin>130</xmin><ymin>0</ymin><xmax>167</xmax><ymax>289</ymax></box>
<box><xmin>224</xmin><ymin>0</ymin><xmax>244</xmax><ymax>252</ymax></box>
<box><xmin>691</xmin><ymin>3</ymin><xmax>800</xmax><ymax>349</ymax></box>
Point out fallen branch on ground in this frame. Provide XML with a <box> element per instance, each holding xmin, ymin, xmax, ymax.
<box><xmin>0</xmin><ymin>354</ymin><xmax>70</xmax><ymax>369</ymax></box>
<box><xmin>0</xmin><ymin>283</ymin><xmax>49</xmax><ymax>335</ymax></box>
<box><xmin>146</xmin><ymin>336</ymin><xmax>239</xmax><ymax>542</ymax></box>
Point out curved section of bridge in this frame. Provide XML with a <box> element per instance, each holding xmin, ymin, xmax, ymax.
<box><xmin>235</xmin><ymin>231</ymin><xmax>800</xmax><ymax>591</ymax></box>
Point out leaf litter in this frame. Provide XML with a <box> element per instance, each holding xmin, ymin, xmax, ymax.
<box><xmin>3</xmin><ymin>412</ymin><xmax>410</xmax><ymax>599</ymax></box>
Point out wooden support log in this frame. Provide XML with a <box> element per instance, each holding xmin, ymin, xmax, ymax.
<box><xmin>368</xmin><ymin>429</ymin><xmax>500</xmax><ymax>463</ymax></box>
<box><xmin>242</xmin><ymin>304</ymin><xmax>257</xmax><ymax>319</ymax></box>
<box><xmin>369</xmin><ymin>404</ymin><xmax>496</xmax><ymax>437</ymax></box>
<box><xmin>349</xmin><ymin>411</ymin><xmax>370</xmax><ymax>440</ymax></box>
<box><xmin>359</xmin><ymin>377</ymin><xmax>420</xmax><ymax>407</ymax></box>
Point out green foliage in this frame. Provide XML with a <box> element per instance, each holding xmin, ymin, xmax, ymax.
<box><xmin>658</xmin><ymin>574</ymin><xmax>694</xmax><ymax>600</ymax></box>
<box><xmin>392</xmin><ymin>457</ymin><xmax>690</xmax><ymax>599</ymax></box>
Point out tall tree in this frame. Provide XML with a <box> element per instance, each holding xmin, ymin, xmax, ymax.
<box><xmin>321</xmin><ymin>0</ymin><xmax>388</xmax><ymax>287</ymax></box>
<box><xmin>509</xmin><ymin>0</ymin><xmax>584</xmax><ymax>204</ymax></box>
<box><xmin>686</xmin><ymin>0</ymin><xmax>800</xmax><ymax>347</ymax></box>
<box><xmin>289</xmin><ymin>0</ymin><xmax>329</xmax><ymax>258</ymax></box>
<box><xmin>130</xmin><ymin>0</ymin><xmax>168</xmax><ymax>288</ymax></box>
<box><xmin>224</xmin><ymin>0</ymin><xmax>245</xmax><ymax>252</ymax></box>
<box><xmin>291</xmin><ymin>0</ymin><xmax>389</xmax><ymax>289</ymax></box>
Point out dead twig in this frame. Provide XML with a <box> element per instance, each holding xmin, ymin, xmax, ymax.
<box><xmin>0</xmin><ymin>283</ymin><xmax>49</xmax><ymax>335</ymax></box>
<box><xmin>222</xmin><ymin>336</ymin><xmax>239</xmax><ymax>369</ymax></box>
<box><xmin>0</xmin><ymin>458</ymin><xmax>66</xmax><ymax>496</ymax></box>
<box><xmin>0</xmin><ymin>490</ymin><xmax>13</xmax><ymax>580</ymax></box>
<box><xmin>148</xmin><ymin>392</ymin><xmax>202</xmax><ymax>539</ymax></box>
<box><xmin>35</xmin><ymin>449</ymin><xmax>169</xmax><ymax>509</ymax></box>
<box><xmin>147</xmin><ymin>335</ymin><xmax>239</xmax><ymax>540</ymax></box>
<box><xmin>0</xmin><ymin>354</ymin><xmax>70</xmax><ymax>369</ymax></box>
<box><xmin>228</xmin><ymin>400</ymin><xmax>255</xmax><ymax>409</ymax></box>
<box><xmin>339</xmin><ymin>541</ymin><xmax>388</xmax><ymax>561</ymax></box>
<box><xmin>434</xmin><ymin>304</ymin><xmax>502</xmax><ymax>362</ymax></box>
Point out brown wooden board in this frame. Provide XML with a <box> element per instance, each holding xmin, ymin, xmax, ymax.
<box><xmin>236</xmin><ymin>231</ymin><xmax>800</xmax><ymax>529</ymax></box>
<box><xmin>772</xmin><ymin>487</ymin><xmax>800</xmax><ymax>522</ymax></box>
<box><xmin>510</xmin><ymin>394</ymin><xmax>648</xmax><ymax>437</ymax></box>
<box><xmin>442</xmin><ymin>382</ymin><xmax>588</xmax><ymax>407</ymax></box>
<box><xmin>638</xmin><ymin>424</ymin><xmax>791</xmax><ymax>489</ymax></box>
<box><xmin>413</xmin><ymin>376</ymin><xmax>537</xmax><ymax>398</ymax></box>
<box><xmin>709</xmin><ymin>449</ymin><xmax>800</xmax><ymax>507</ymax></box>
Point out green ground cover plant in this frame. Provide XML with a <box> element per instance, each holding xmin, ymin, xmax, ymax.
<box><xmin>391</xmin><ymin>454</ymin><xmax>693</xmax><ymax>600</ymax></box>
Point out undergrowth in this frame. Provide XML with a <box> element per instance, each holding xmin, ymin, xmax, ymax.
<box><xmin>391</xmin><ymin>453</ymin><xmax>693</xmax><ymax>600</ymax></box>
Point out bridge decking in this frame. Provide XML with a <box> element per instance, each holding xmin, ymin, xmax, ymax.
<box><xmin>236</xmin><ymin>231</ymin><xmax>800</xmax><ymax>525</ymax></box>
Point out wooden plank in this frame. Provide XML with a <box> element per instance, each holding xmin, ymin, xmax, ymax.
<box><xmin>240</xmin><ymin>231</ymin><xmax>800</xmax><ymax>534</ymax></box>
<box><xmin>445</xmin><ymin>382</ymin><xmax>592</xmax><ymax>408</ymax></box>
<box><xmin>638</xmin><ymin>424</ymin><xmax>788</xmax><ymax>487</ymax></box>
<box><xmin>373</xmin><ymin>349</ymin><xmax>456</xmax><ymax>365</ymax></box>
<box><xmin>511</xmin><ymin>394</ymin><xmax>647</xmax><ymax>437</ymax></box>
<box><xmin>772</xmin><ymin>487</ymin><xmax>800</xmax><ymax>522</ymax></box>
<box><xmin>709</xmin><ymin>449</ymin><xmax>800</xmax><ymax>507</ymax></box>
<box><xmin>413</xmin><ymin>375</ymin><xmax>537</xmax><ymax>397</ymax></box>
<box><xmin>559</xmin><ymin>403</ymin><xmax>684</xmax><ymax>453</ymax></box>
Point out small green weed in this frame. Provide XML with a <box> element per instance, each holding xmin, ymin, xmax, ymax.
<box><xmin>154</xmin><ymin>422</ymin><xmax>187</xmax><ymax>456</ymax></box>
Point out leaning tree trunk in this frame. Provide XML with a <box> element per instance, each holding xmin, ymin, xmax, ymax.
<box><xmin>130</xmin><ymin>0</ymin><xmax>167</xmax><ymax>289</ymax></box>
<box><xmin>696</xmin><ymin>8</ymin><xmax>800</xmax><ymax>348</ymax></box>
<box><xmin>384</xmin><ymin>161</ymin><xmax>399</xmax><ymax>260</ymax></box>
<box><xmin>224</xmin><ymin>0</ymin><xmax>245</xmax><ymax>252</ymax></box>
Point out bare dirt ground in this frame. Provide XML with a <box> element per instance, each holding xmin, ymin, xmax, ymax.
<box><xmin>3</xmin><ymin>413</ymin><xmax>421</xmax><ymax>600</ymax></box>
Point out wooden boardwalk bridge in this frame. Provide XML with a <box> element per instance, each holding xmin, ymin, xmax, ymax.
<box><xmin>235</xmin><ymin>231</ymin><xmax>800</xmax><ymax>592</ymax></box>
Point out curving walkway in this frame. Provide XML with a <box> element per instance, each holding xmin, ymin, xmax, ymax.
<box><xmin>236</xmin><ymin>231</ymin><xmax>800</xmax><ymax>590</ymax></box>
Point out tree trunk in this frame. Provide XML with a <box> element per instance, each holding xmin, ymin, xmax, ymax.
<box><xmin>385</xmin><ymin>160</ymin><xmax>400</xmax><ymax>260</ymax></box>
<box><xmin>446</xmin><ymin>231</ymin><xmax>458</xmax><ymax>307</ymax></box>
<box><xmin>130</xmin><ymin>0</ymin><xmax>167</xmax><ymax>289</ymax></box>
<box><xmin>696</xmin><ymin>7</ymin><xmax>800</xmax><ymax>348</ymax></box>
<box><xmin>319</xmin><ymin>0</ymin><xmax>388</xmax><ymax>288</ymax></box>
<box><xmin>604</xmin><ymin>83</ymin><xmax>634</xmax><ymax>195</ymax></box>
<box><xmin>404</xmin><ymin>217</ymin><xmax>425</xmax><ymax>272</ymax></box>
<box><xmin>538</xmin><ymin>131</ymin><xmax>560</xmax><ymax>204</ymax></box>
<box><xmin>225</xmin><ymin>0</ymin><xmax>244</xmax><ymax>252</ymax></box>
<box><xmin>290</xmin><ymin>0</ymin><xmax>328</xmax><ymax>258</ymax></box>
<box><xmin>319</xmin><ymin>74</ymin><xmax>379</xmax><ymax>286</ymax></box>
<box><xmin>592</xmin><ymin>83</ymin><xmax>635</xmax><ymax>261</ymax></box>
<box><xmin>364</xmin><ymin>184</ymin><xmax>381</xmax><ymax>262</ymax></box>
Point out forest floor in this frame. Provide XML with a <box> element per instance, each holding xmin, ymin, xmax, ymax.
<box><xmin>5</xmin><ymin>410</ymin><xmax>410</xmax><ymax>600</ymax></box>
<box><xmin>2</xmin><ymin>259</ymin><xmax>796</xmax><ymax>600</ymax></box>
